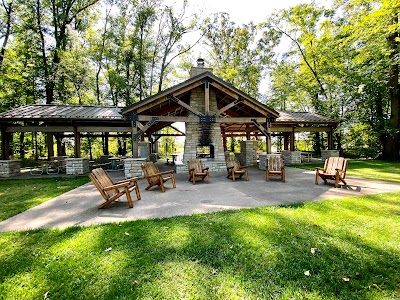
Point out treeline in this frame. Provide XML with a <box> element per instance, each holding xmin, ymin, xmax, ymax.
<box><xmin>0</xmin><ymin>0</ymin><xmax>399</xmax><ymax>160</ymax></box>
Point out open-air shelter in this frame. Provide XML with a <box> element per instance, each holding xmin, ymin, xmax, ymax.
<box><xmin>0</xmin><ymin>62</ymin><xmax>337</xmax><ymax>176</ymax></box>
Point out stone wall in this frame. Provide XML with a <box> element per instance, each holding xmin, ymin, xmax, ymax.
<box><xmin>179</xmin><ymin>86</ymin><xmax>226</xmax><ymax>173</ymax></box>
<box><xmin>282</xmin><ymin>151</ymin><xmax>302</xmax><ymax>164</ymax></box>
<box><xmin>321</xmin><ymin>150</ymin><xmax>340</xmax><ymax>161</ymax></box>
<box><xmin>0</xmin><ymin>160</ymin><xmax>21</xmax><ymax>178</ymax></box>
<box><xmin>124</xmin><ymin>158</ymin><xmax>146</xmax><ymax>178</ymax></box>
<box><xmin>66</xmin><ymin>158</ymin><xmax>89</xmax><ymax>175</ymax></box>
<box><xmin>239</xmin><ymin>140</ymin><xmax>258</xmax><ymax>166</ymax></box>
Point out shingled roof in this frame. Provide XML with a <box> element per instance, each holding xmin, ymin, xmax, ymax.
<box><xmin>0</xmin><ymin>105</ymin><xmax>123</xmax><ymax>121</ymax></box>
<box><xmin>276</xmin><ymin>111</ymin><xmax>336</xmax><ymax>124</ymax></box>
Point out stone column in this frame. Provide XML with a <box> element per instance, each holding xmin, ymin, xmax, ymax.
<box><xmin>124</xmin><ymin>158</ymin><xmax>146</xmax><ymax>179</ymax></box>
<box><xmin>66</xmin><ymin>158</ymin><xmax>89</xmax><ymax>175</ymax></box>
<box><xmin>240</xmin><ymin>140</ymin><xmax>257</xmax><ymax>166</ymax></box>
<box><xmin>0</xmin><ymin>160</ymin><xmax>21</xmax><ymax>177</ymax></box>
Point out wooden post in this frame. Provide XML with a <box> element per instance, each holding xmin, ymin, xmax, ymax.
<box><xmin>74</xmin><ymin>127</ymin><xmax>81</xmax><ymax>158</ymax></box>
<box><xmin>1</xmin><ymin>128</ymin><xmax>10</xmax><ymax>160</ymax></box>
<box><xmin>284</xmin><ymin>133</ymin><xmax>289</xmax><ymax>151</ymax></box>
<box><xmin>290</xmin><ymin>128</ymin><xmax>295</xmax><ymax>151</ymax></box>
<box><xmin>204</xmin><ymin>80</ymin><xmax>210</xmax><ymax>113</ymax></box>
<box><xmin>327</xmin><ymin>130</ymin><xmax>333</xmax><ymax>150</ymax></box>
<box><xmin>46</xmin><ymin>133</ymin><xmax>54</xmax><ymax>159</ymax></box>
<box><xmin>104</xmin><ymin>132</ymin><xmax>109</xmax><ymax>155</ymax></box>
<box><xmin>131</xmin><ymin>121</ymin><xmax>138</xmax><ymax>158</ymax></box>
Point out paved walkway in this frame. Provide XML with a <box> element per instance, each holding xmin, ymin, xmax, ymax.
<box><xmin>1</xmin><ymin>167</ymin><xmax>400</xmax><ymax>232</ymax></box>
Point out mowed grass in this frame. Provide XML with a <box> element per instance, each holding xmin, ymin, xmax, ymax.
<box><xmin>289</xmin><ymin>159</ymin><xmax>400</xmax><ymax>183</ymax></box>
<box><xmin>0</xmin><ymin>177</ymin><xmax>90</xmax><ymax>221</ymax></box>
<box><xmin>1</xmin><ymin>192</ymin><xmax>399</xmax><ymax>299</ymax></box>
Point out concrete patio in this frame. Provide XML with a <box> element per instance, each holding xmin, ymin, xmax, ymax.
<box><xmin>1</xmin><ymin>166</ymin><xmax>399</xmax><ymax>232</ymax></box>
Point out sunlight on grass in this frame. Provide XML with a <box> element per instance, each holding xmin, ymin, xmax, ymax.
<box><xmin>289</xmin><ymin>160</ymin><xmax>400</xmax><ymax>183</ymax></box>
<box><xmin>1</xmin><ymin>192</ymin><xmax>400</xmax><ymax>299</ymax></box>
<box><xmin>0</xmin><ymin>177</ymin><xmax>89</xmax><ymax>221</ymax></box>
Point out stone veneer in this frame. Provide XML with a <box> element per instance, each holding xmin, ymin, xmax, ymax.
<box><xmin>124</xmin><ymin>158</ymin><xmax>146</xmax><ymax>178</ymax></box>
<box><xmin>0</xmin><ymin>160</ymin><xmax>21</xmax><ymax>177</ymax></box>
<box><xmin>281</xmin><ymin>151</ymin><xmax>302</xmax><ymax>164</ymax></box>
<box><xmin>321</xmin><ymin>150</ymin><xmax>340</xmax><ymax>161</ymax></box>
<box><xmin>239</xmin><ymin>140</ymin><xmax>258</xmax><ymax>166</ymax></box>
<box><xmin>66</xmin><ymin>158</ymin><xmax>89</xmax><ymax>175</ymax></box>
<box><xmin>178</xmin><ymin>87</ymin><xmax>226</xmax><ymax>173</ymax></box>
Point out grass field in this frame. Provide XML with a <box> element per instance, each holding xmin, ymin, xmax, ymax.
<box><xmin>0</xmin><ymin>177</ymin><xmax>89</xmax><ymax>221</ymax></box>
<box><xmin>288</xmin><ymin>159</ymin><xmax>400</xmax><ymax>183</ymax></box>
<box><xmin>1</xmin><ymin>192</ymin><xmax>399</xmax><ymax>299</ymax></box>
<box><xmin>1</xmin><ymin>160</ymin><xmax>399</xmax><ymax>299</ymax></box>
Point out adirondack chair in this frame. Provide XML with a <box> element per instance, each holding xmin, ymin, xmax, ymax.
<box><xmin>315</xmin><ymin>157</ymin><xmax>348</xmax><ymax>188</ymax></box>
<box><xmin>266</xmin><ymin>155</ymin><xmax>285</xmax><ymax>182</ymax></box>
<box><xmin>141</xmin><ymin>162</ymin><xmax>176</xmax><ymax>192</ymax></box>
<box><xmin>187</xmin><ymin>159</ymin><xmax>209</xmax><ymax>184</ymax></box>
<box><xmin>89</xmin><ymin>168</ymin><xmax>141</xmax><ymax>208</ymax></box>
<box><xmin>226</xmin><ymin>158</ymin><xmax>248</xmax><ymax>181</ymax></box>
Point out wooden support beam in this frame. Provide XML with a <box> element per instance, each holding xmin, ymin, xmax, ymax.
<box><xmin>74</xmin><ymin>127</ymin><xmax>81</xmax><ymax>158</ymax></box>
<box><xmin>210</xmin><ymin>81</ymin><xmax>239</xmax><ymax>100</ymax></box>
<box><xmin>217</xmin><ymin>98</ymin><xmax>243</xmax><ymax>115</ymax></box>
<box><xmin>131</xmin><ymin>123</ymin><xmax>138</xmax><ymax>158</ymax></box>
<box><xmin>205</xmin><ymin>80</ymin><xmax>210</xmax><ymax>113</ymax></box>
<box><xmin>169</xmin><ymin>95</ymin><xmax>203</xmax><ymax>116</ymax></box>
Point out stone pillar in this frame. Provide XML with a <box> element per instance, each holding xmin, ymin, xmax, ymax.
<box><xmin>240</xmin><ymin>140</ymin><xmax>257</xmax><ymax>166</ymax></box>
<box><xmin>321</xmin><ymin>149</ymin><xmax>339</xmax><ymax>161</ymax></box>
<box><xmin>282</xmin><ymin>150</ymin><xmax>301</xmax><ymax>164</ymax></box>
<box><xmin>66</xmin><ymin>158</ymin><xmax>89</xmax><ymax>175</ymax></box>
<box><xmin>0</xmin><ymin>160</ymin><xmax>21</xmax><ymax>177</ymax></box>
<box><xmin>124</xmin><ymin>158</ymin><xmax>146</xmax><ymax>178</ymax></box>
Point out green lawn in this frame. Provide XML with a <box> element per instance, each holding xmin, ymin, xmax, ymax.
<box><xmin>1</xmin><ymin>192</ymin><xmax>399</xmax><ymax>299</ymax></box>
<box><xmin>288</xmin><ymin>159</ymin><xmax>400</xmax><ymax>183</ymax></box>
<box><xmin>0</xmin><ymin>177</ymin><xmax>89</xmax><ymax>221</ymax></box>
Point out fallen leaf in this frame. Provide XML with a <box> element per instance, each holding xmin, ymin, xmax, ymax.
<box><xmin>125</xmin><ymin>232</ymin><xmax>130</xmax><ymax>236</ymax></box>
<box><xmin>310</xmin><ymin>248</ymin><xmax>317</xmax><ymax>254</ymax></box>
<box><xmin>132</xmin><ymin>280</ymin><xmax>138</xmax><ymax>284</ymax></box>
<box><xmin>44</xmin><ymin>291</ymin><xmax>49</xmax><ymax>300</ymax></box>
<box><xmin>355</xmin><ymin>272</ymin><xmax>360</xmax><ymax>277</ymax></box>
<box><xmin>212</xmin><ymin>269</ymin><xmax>219</xmax><ymax>275</ymax></box>
<box><xmin>105</xmin><ymin>247</ymin><xmax>112</xmax><ymax>252</ymax></box>
<box><xmin>304</xmin><ymin>270</ymin><xmax>310</xmax><ymax>276</ymax></box>
<box><xmin>342</xmin><ymin>277</ymin><xmax>350</xmax><ymax>283</ymax></box>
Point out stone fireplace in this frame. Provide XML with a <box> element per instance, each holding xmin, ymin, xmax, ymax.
<box><xmin>175</xmin><ymin>62</ymin><xmax>227</xmax><ymax>173</ymax></box>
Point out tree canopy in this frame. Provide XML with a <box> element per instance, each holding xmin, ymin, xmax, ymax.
<box><xmin>0</xmin><ymin>0</ymin><xmax>399</xmax><ymax>160</ymax></box>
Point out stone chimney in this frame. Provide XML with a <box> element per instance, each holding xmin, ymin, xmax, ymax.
<box><xmin>189</xmin><ymin>58</ymin><xmax>213</xmax><ymax>78</ymax></box>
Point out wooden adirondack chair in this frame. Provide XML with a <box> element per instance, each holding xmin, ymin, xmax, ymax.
<box><xmin>226</xmin><ymin>158</ymin><xmax>248</xmax><ymax>181</ymax></box>
<box><xmin>89</xmin><ymin>168</ymin><xmax>141</xmax><ymax>208</ymax></box>
<box><xmin>188</xmin><ymin>159</ymin><xmax>209</xmax><ymax>184</ymax></box>
<box><xmin>141</xmin><ymin>162</ymin><xmax>176</xmax><ymax>192</ymax></box>
<box><xmin>266</xmin><ymin>155</ymin><xmax>285</xmax><ymax>182</ymax></box>
<box><xmin>315</xmin><ymin>157</ymin><xmax>348</xmax><ymax>188</ymax></box>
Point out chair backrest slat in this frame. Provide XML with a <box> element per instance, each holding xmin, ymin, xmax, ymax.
<box><xmin>90</xmin><ymin>168</ymin><xmax>118</xmax><ymax>197</ymax></box>
<box><xmin>188</xmin><ymin>159</ymin><xmax>203</xmax><ymax>173</ymax></box>
<box><xmin>267</xmin><ymin>155</ymin><xmax>283</xmax><ymax>171</ymax></box>
<box><xmin>325</xmin><ymin>157</ymin><xmax>345</xmax><ymax>175</ymax></box>
<box><xmin>142</xmin><ymin>162</ymin><xmax>160</xmax><ymax>184</ymax></box>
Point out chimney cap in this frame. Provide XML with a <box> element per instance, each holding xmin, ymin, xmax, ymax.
<box><xmin>197</xmin><ymin>58</ymin><xmax>205</xmax><ymax>67</ymax></box>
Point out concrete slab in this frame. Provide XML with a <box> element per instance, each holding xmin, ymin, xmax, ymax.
<box><xmin>1</xmin><ymin>167</ymin><xmax>399</xmax><ymax>232</ymax></box>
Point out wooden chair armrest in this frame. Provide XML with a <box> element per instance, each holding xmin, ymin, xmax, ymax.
<box><xmin>103</xmin><ymin>182</ymin><xmax>129</xmax><ymax>191</ymax></box>
<box><xmin>114</xmin><ymin>177</ymin><xmax>139</xmax><ymax>184</ymax></box>
<box><xmin>146</xmin><ymin>173</ymin><xmax>163</xmax><ymax>179</ymax></box>
<box><xmin>316</xmin><ymin>167</ymin><xmax>325</xmax><ymax>171</ymax></box>
<box><xmin>202</xmin><ymin>167</ymin><xmax>209</xmax><ymax>171</ymax></box>
<box><xmin>335</xmin><ymin>168</ymin><xmax>345</xmax><ymax>174</ymax></box>
<box><xmin>239</xmin><ymin>166</ymin><xmax>248</xmax><ymax>169</ymax></box>
<box><xmin>160</xmin><ymin>170</ymin><xmax>174</xmax><ymax>175</ymax></box>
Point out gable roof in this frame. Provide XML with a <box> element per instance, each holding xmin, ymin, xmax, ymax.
<box><xmin>122</xmin><ymin>71</ymin><xmax>279</xmax><ymax>119</ymax></box>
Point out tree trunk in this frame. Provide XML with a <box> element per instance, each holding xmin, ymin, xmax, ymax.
<box><xmin>382</xmin><ymin>13</ymin><xmax>400</xmax><ymax>161</ymax></box>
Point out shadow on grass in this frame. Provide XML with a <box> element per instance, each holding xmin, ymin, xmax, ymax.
<box><xmin>1</xmin><ymin>193</ymin><xmax>399</xmax><ymax>299</ymax></box>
